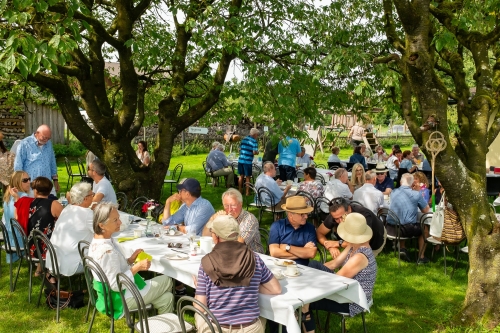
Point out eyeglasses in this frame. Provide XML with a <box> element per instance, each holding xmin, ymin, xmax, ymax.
<box><xmin>223</xmin><ymin>204</ymin><xmax>240</xmax><ymax>209</ymax></box>
<box><xmin>22</xmin><ymin>177</ymin><xmax>31</xmax><ymax>183</ymax></box>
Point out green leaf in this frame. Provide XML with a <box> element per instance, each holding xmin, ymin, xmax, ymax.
<box><xmin>48</xmin><ymin>35</ymin><xmax>60</xmax><ymax>48</ymax></box>
<box><xmin>18</xmin><ymin>58</ymin><xmax>28</xmax><ymax>78</ymax></box>
<box><xmin>5</xmin><ymin>54</ymin><xmax>16</xmax><ymax>72</ymax></box>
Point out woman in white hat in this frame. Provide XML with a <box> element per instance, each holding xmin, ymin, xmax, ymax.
<box><xmin>301</xmin><ymin>213</ymin><xmax>378</xmax><ymax>333</ymax></box>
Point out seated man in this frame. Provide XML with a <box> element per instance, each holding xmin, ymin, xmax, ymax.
<box><xmin>162</xmin><ymin>178</ymin><xmax>215</xmax><ymax>236</ymax></box>
<box><xmin>255</xmin><ymin>161</ymin><xmax>291</xmax><ymax>207</ymax></box>
<box><xmin>194</xmin><ymin>215</ymin><xmax>281</xmax><ymax>333</ymax></box>
<box><xmin>202</xmin><ymin>188</ymin><xmax>264</xmax><ymax>253</ymax></box>
<box><xmin>46</xmin><ymin>182</ymin><xmax>94</xmax><ymax>276</ymax></box>
<box><xmin>269</xmin><ymin>196</ymin><xmax>317</xmax><ymax>266</ymax></box>
<box><xmin>317</xmin><ymin>198</ymin><xmax>386</xmax><ymax>258</ymax></box>
<box><xmin>411</xmin><ymin>144</ymin><xmax>425</xmax><ymax>165</ymax></box>
<box><xmin>88</xmin><ymin>159</ymin><xmax>117</xmax><ymax>206</ymax></box>
<box><xmin>388</xmin><ymin>173</ymin><xmax>430</xmax><ymax>264</ymax></box>
<box><xmin>324</xmin><ymin>168</ymin><xmax>353</xmax><ymax>201</ymax></box>
<box><xmin>206</xmin><ymin>143</ymin><xmax>234</xmax><ymax>187</ymax></box>
<box><xmin>374</xmin><ymin>163</ymin><xmax>394</xmax><ymax>195</ymax></box>
<box><xmin>353</xmin><ymin>170</ymin><xmax>384</xmax><ymax>214</ymax></box>
<box><xmin>296</xmin><ymin>146</ymin><xmax>313</xmax><ymax>167</ymax></box>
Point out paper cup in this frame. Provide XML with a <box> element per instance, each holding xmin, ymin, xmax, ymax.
<box><xmin>200</xmin><ymin>236</ymin><xmax>213</xmax><ymax>254</ymax></box>
<box><xmin>286</xmin><ymin>180</ymin><xmax>293</xmax><ymax>185</ymax></box>
<box><xmin>134</xmin><ymin>230</ymin><xmax>142</xmax><ymax>238</ymax></box>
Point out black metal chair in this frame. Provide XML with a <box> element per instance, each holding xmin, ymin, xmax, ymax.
<box><xmin>163</xmin><ymin>163</ymin><xmax>184</xmax><ymax>195</ymax></box>
<box><xmin>244</xmin><ymin>182</ymin><xmax>265</xmax><ymax>213</ymax></box>
<box><xmin>322</xmin><ymin>299</ymin><xmax>373</xmax><ymax>333</ymax></box>
<box><xmin>315</xmin><ymin>196</ymin><xmax>332</xmax><ymax>224</ymax></box>
<box><xmin>259</xmin><ymin>227</ymin><xmax>270</xmax><ymax>255</ymax></box>
<box><xmin>486</xmin><ymin>176</ymin><xmax>500</xmax><ymax>198</ymax></box>
<box><xmin>251</xmin><ymin>163</ymin><xmax>263</xmax><ymax>184</ymax></box>
<box><xmin>315</xmin><ymin>173</ymin><xmax>326</xmax><ymax>185</ymax></box>
<box><xmin>295</xmin><ymin>191</ymin><xmax>317</xmax><ymax>224</ymax></box>
<box><xmin>367</xmin><ymin>162</ymin><xmax>377</xmax><ymax>170</ymax></box>
<box><xmin>177</xmin><ymin>296</ymin><xmax>222</xmax><ymax>333</ymax></box>
<box><xmin>128</xmin><ymin>196</ymin><xmax>149</xmax><ymax>217</ymax></box>
<box><xmin>327</xmin><ymin>162</ymin><xmax>342</xmax><ymax>169</ymax></box>
<box><xmin>346</xmin><ymin>162</ymin><xmax>355</xmax><ymax>171</ymax></box>
<box><xmin>257</xmin><ymin>187</ymin><xmax>286</xmax><ymax>223</ymax></box>
<box><xmin>314</xmin><ymin>164</ymin><xmax>326</xmax><ymax>169</ymax></box>
<box><xmin>116</xmin><ymin>192</ymin><xmax>128</xmax><ymax>212</ymax></box>
<box><xmin>203</xmin><ymin>161</ymin><xmax>224</xmax><ymax>187</ymax></box>
<box><xmin>0</xmin><ymin>220</ymin><xmax>19</xmax><ymax>292</ymax></box>
<box><xmin>64</xmin><ymin>157</ymin><xmax>84</xmax><ymax>188</ymax></box>
<box><xmin>77</xmin><ymin>157</ymin><xmax>87</xmax><ymax>178</ymax></box>
<box><xmin>116</xmin><ymin>273</ymin><xmax>192</xmax><ymax>333</ymax></box>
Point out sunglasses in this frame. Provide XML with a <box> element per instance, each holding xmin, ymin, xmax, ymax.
<box><xmin>22</xmin><ymin>177</ymin><xmax>31</xmax><ymax>183</ymax></box>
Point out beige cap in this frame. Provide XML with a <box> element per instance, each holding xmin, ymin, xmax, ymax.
<box><xmin>206</xmin><ymin>215</ymin><xmax>240</xmax><ymax>241</ymax></box>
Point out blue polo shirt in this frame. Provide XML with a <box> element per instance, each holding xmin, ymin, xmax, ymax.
<box><xmin>278</xmin><ymin>137</ymin><xmax>301</xmax><ymax>167</ymax></box>
<box><xmin>268</xmin><ymin>218</ymin><xmax>317</xmax><ymax>266</ymax></box>
<box><xmin>375</xmin><ymin>175</ymin><xmax>394</xmax><ymax>192</ymax></box>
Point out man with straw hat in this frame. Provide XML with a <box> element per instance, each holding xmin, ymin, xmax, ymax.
<box><xmin>268</xmin><ymin>196</ymin><xmax>317</xmax><ymax>266</ymax></box>
<box><xmin>373</xmin><ymin>162</ymin><xmax>394</xmax><ymax>195</ymax></box>
<box><xmin>301</xmin><ymin>213</ymin><xmax>378</xmax><ymax>333</ymax></box>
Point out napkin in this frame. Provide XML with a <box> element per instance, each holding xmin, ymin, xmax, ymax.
<box><xmin>135</xmin><ymin>251</ymin><xmax>153</xmax><ymax>263</ymax></box>
<box><xmin>117</xmin><ymin>237</ymin><xmax>136</xmax><ymax>243</ymax></box>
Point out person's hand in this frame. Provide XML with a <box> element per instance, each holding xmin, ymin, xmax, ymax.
<box><xmin>192</xmin><ymin>275</ymin><xmax>198</xmax><ymax>287</ymax></box>
<box><xmin>133</xmin><ymin>259</ymin><xmax>151</xmax><ymax>272</ymax></box>
<box><xmin>9</xmin><ymin>187</ymin><xmax>19</xmax><ymax>200</ymax></box>
<box><xmin>129</xmin><ymin>249</ymin><xmax>143</xmax><ymax>263</ymax></box>
<box><xmin>285</xmin><ymin>184</ymin><xmax>292</xmax><ymax>190</ymax></box>
<box><xmin>276</xmin><ymin>179</ymin><xmax>283</xmax><ymax>185</ymax></box>
<box><xmin>328</xmin><ymin>247</ymin><xmax>341</xmax><ymax>259</ymax></box>
<box><xmin>54</xmin><ymin>181</ymin><xmax>60</xmax><ymax>192</ymax></box>
<box><xmin>178</xmin><ymin>225</ymin><xmax>187</xmax><ymax>233</ymax></box>
<box><xmin>166</xmin><ymin>193</ymin><xmax>181</xmax><ymax>204</ymax></box>
<box><xmin>304</xmin><ymin>241</ymin><xmax>316</xmax><ymax>248</ymax></box>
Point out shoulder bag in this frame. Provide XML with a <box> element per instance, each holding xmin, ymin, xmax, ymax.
<box><xmin>429</xmin><ymin>192</ymin><xmax>445</xmax><ymax>240</ymax></box>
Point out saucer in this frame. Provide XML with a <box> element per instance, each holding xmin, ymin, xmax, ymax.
<box><xmin>273</xmin><ymin>259</ymin><xmax>296</xmax><ymax>267</ymax></box>
<box><xmin>283</xmin><ymin>271</ymin><xmax>301</xmax><ymax>278</ymax></box>
<box><xmin>163</xmin><ymin>253</ymin><xmax>189</xmax><ymax>260</ymax></box>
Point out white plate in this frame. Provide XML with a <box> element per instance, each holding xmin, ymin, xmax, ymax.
<box><xmin>272</xmin><ymin>259</ymin><xmax>296</xmax><ymax>267</ymax></box>
<box><xmin>163</xmin><ymin>253</ymin><xmax>189</xmax><ymax>260</ymax></box>
<box><xmin>138</xmin><ymin>221</ymin><xmax>149</xmax><ymax>226</ymax></box>
<box><xmin>283</xmin><ymin>271</ymin><xmax>301</xmax><ymax>278</ymax></box>
<box><xmin>165</xmin><ymin>231</ymin><xmax>183</xmax><ymax>237</ymax></box>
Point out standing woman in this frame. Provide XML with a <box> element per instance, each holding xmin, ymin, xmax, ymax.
<box><xmin>136</xmin><ymin>141</ymin><xmax>150</xmax><ymax>166</ymax></box>
<box><xmin>0</xmin><ymin>131</ymin><xmax>16</xmax><ymax>193</ymax></box>
<box><xmin>3</xmin><ymin>171</ymin><xmax>31</xmax><ymax>263</ymax></box>
<box><xmin>351</xmin><ymin>163</ymin><xmax>366</xmax><ymax>191</ymax></box>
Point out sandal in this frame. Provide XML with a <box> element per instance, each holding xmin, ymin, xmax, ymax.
<box><xmin>301</xmin><ymin>311</ymin><xmax>315</xmax><ymax>332</ymax></box>
<box><xmin>46</xmin><ymin>273</ymin><xmax>57</xmax><ymax>285</ymax></box>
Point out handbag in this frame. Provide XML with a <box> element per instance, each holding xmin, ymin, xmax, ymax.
<box><xmin>429</xmin><ymin>192</ymin><xmax>445</xmax><ymax>239</ymax></box>
<box><xmin>441</xmin><ymin>207</ymin><xmax>466</xmax><ymax>244</ymax></box>
<box><xmin>45</xmin><ymin>289</ymin><xmax>85</xmax><ymax>310</ymax></box>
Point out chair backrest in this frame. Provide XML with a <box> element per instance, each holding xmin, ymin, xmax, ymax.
<box><xmin>419</xmin><ymin>213</ymin><xmax>433</xmax><ymax>235</ymax></box>
<box><xmin>349</xmin><ymin>200</ymin><xmax>364</xmax><ymax>208</ymax></box>
<box><xmin>328</xmin><ymin>162</ymin><xmax>342</xmax><ymax>169</ymax></box>
<box><xmin>395</xmin><ymin>168</ymin><xmax>409</xmax><ymax>188</ymax></box>
<box><xmin>77</xmin><ymin>158</ymin><xmax>86</xmax><ymax>175</ymax></box>
<box><xmin>83</xmin><ymin>255</ymin><xmax>113</xmax><ymax>315</ymax></box>
<box><xmin>171</xmin><ymin>163</ymin><xmax>184</xmax><ymax>182</ymax></box>
<box><xmin>377</xmin><ymin>207</ymin><xmax>402</xmax><ymax>238</ymax></box>
<box><xmin>116</xmin><ymin>192</ymin><xmax>128</xmax><ymax>211</ymax></box>
<box><xmin>78</xmin><ymin>240</ymin><xmax>90</xmax><ymax>263</ymax></box>
<box><xmin>296</xmin><ymin>169</ymin><xmax>304</xmax><ymax>179</ymax></box>
<box><xmin>116</xmin><ymin>272</ymin><xmax>150</xmax><ymax>332</ymax></box>
<box><xmin>486</xmin><ymin>176</ymin><xmax>500</xmax><ymax>196</ymax></box>
<box><xmin>252</xmin><ymin>163</ymin><xmax>262</xmax><ymax>177</ymax></box>
<box><xmin>64</xmin><ymin>157</ymin><xmax>73</xmax><ymax>176</ymax></box>
<box><xmin>315</xmin><ymin>196</ymin><xmax>332</xmax><ymax>216</ymax></box>
<box><xmin>346</xmin><ymin>162</ymin><xmax>355</xmax><ymax>171</ymax></box>
<box><xmin>367</xmin><ymin>163</ymin><xmax>377</xmax><ymax>170</ymax></box>
<box><xmin>315</xmin><ymin>173</ymin><xmax>326</xmax><ymax>185</ymax></box>
<box><xmin>259</xmin><ymin>227</ymin><xmax>270</xmax><ymax>255</ymax></box>
<box><xmin>177</xmin><ymin>296</ymin><xmax>222</xmax><ymax>333</ymax></box>
<box><xmin>257</xmin><ymin>187</ymin><xmax>277</xmax><ymax>208</ymax></box>
<box><xmin>0</xmin><ymin>221</ymin><xmax>14</xmax><ymax>254</ymax></box>
<box><xmin>9</xmin><ymin>218</ymin><xmax>30</xmax><ymax>257</ymax></box>
<box><xmin>295</xmin><ymin>191</ymin><xmax>316</xmax><ymax>211</ymax></box>
<box><xmin>128</xmin><ymin>196</ymin><xmax>149</xmax><ymax>216</ymax></box>
<box><xmin>315</xmin><ymin>164</ymin><xmax>326</xmax><ymax>169</ymax></box>
<box><xmin>32</xmin><ymin>229</ymin><xmax>60</xmax><ymax>277</ymax></box>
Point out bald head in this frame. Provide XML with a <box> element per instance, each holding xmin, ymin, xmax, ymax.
<box><xmin>35</xmin><ymin>124</ymin><xmax>52</xmax><ymax>145</ymax></box>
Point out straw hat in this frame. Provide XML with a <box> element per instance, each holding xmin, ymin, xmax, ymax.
<box><xmin>281</xmin><ymin>196</ymin><xmax>314</xmax><ymax>214</ymax></box>
<box><xmin>337</xmin><ymin>213</ymin><xmax>373</xmax><ymax>244</ymax></box>
<box><xmin>374</xmin><ymin>162</ymin><xmax>389</xmax><ymax>173</ymax></box>
<box><xmin>206</xmin><ymin>215</ymin><xmax>240</xmax><ymax>241</ymax></box>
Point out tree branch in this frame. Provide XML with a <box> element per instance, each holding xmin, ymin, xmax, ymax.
<box><xmin>382</xmin><ymin>0</ymin><xmax>405</xmax><ymax>53</ymax></box>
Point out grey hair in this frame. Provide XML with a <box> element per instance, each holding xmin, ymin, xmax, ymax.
<box><xmin>222</xmin><ymin>188</ymin><xmax>243</xmax><ymax>203</ymax></box>
<box><xmin>91</xmin><ymin>159</ymin><xmax>107</xmax><ymax>176</ymax></box>
<box><xmin>365</xmin><ymin>170</ymin><xmax>375</xmax><ymax>181</ymax></box>
<box><xmin>412</xmin><ymin>144</ymin><xmax>419</xmax><ymax>149</ymax></box>
<box><xmin>249</xmin><ymin>128</ymin><xmax>260</xmax><ymax>136</ymax></box>
<box><xmin>263</xmin><ymin>161</ymin><xmax>275</xmax><ymax>173</ymax></box>
<box><xmin>212</xmin><ymin>141</ymin><xmax>220</xmax><ymax>149</ymax></box>
<box><xmin>217</xmin><ymin>143</ymin><xmax>225</xmax><ymax>151</ymax></box>
<box><xmin>334</xmin><ymin>168</ymin><xmax>346</xmax><ymax>179</ymax></box>
<box><xmin>93</xmin><ymin>202</ymin><xmax>119</xmax><ymax>235</ymax></box>
<box><xmin>400</xmin><ymin>173</ymin><xmax>414</xmax><ymax>187</ymax></box>
<box><xmin>69</xmin><ymin>182</ymin><xmax>92</xmax><ymax>205</ymax></box>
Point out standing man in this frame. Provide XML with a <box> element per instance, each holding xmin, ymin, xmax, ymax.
<box><xmin>353</xmin><ymin>170</ymin><xmax>384</xmax><ymax>214</ymax></box>
<box><xmin>262</xmin><ymin>138</ymin><xmax>279</xmax><ymax>167</ymax></box>
<box><xmin>374</xmin><ymin>163</ymin><xmax>394</xmax><ymax>195</ymax></box>
<box><xmin>206</xmin><ymin>143</ymin><xmax>234</xmax><ymax>188</ymax></box>
<box><xmin>162</xmin><ymin>178</ymin><xmax>215</xmax><ymax>236</ymax></box>
<box><xmin>88</xmin><ymin>159</ymin><xmax>117</xmax><ymax>205</ymax></box>
<box><xmin>194</xmin><ymin>215</ymin><xmax>281</xmax><ymax>333</ymax></box>
<box><xmin>278</xmin><ymin>136</ymin><xmax>301</xmax><ymax>181</ymax></box>
<box><xmin>14</xmin><ymin>124</ymin><xmax>59</xmax><ymax>195</ymax></box>
<box><xmin>238</xmin><ymin>128</ymin><xmax>260</xmax><ymax>196</ymax></box>
<box><xmin>269</xmin><ymin>196</ymin><xmax>317</xmax><ymax>266</ymax></box>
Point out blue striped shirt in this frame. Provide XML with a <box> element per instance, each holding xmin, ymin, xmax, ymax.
<box><xmin>238</xmin><ymin>136</ymin><xmax>258</xmax><ymax>164</ymax></box>
<box><xmin>195</xmin><ymin>253</ymin><xmax>273</xmax><ymax>325</ymax></box>
<box><xmin>161</xmin><ymin>197</ymin><xmax>215</xmax><ymax>235</ymax></box>
<box><xmin>14</xmin><ymin>134</ymin><xmax>57</xmax><ymax>180</ymax></box>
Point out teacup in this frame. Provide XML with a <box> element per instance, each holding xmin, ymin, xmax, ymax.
<box><xmin>133</xmin><ymin>230</ymin><xmax>142</xmax><ymax>238</ymax></box>
<box><xmin>286</xmin><ymin>180</ymin><xmax>293</xmax><ymax>185</ymax></box>
<box><xmin>271</xmin><ymin>268</ymin><xmax>284</xmax><ymax>279</ymax></box>
<box><xmin>169</xmin><ymin>229</ymin><xmax>176</xmax><ymax>235</ymax></box>
<box><xmin>286</xmin><ymin>264</ymin><xmax>299</xmax><ymax>276</ymax></box>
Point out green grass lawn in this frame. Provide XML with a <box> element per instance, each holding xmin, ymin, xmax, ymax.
<box><xmin>1</xmin><ymin>151</ymin><xmax>496</xmax><ymax>333</ymax></box>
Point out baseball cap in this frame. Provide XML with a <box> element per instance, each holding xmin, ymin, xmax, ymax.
<box><xmin>176</xmin><ymin>178</ymin><xmax>201</xmax><ymax>196</ymax></box>
<box><xmin>206</xmin><ymin>215</ymin><xmax>240</xmax><ymax>241</ymax></box>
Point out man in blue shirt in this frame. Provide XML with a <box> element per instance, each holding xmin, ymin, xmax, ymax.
<box><xmin>206</xmin><ymin>143</ymin><xmax>234</xmax><ymax>187</ymax></box>
<box><xmin>14</xmin><ymin>124</ymin><xmax>59</xmax><ymax>194</ymax></box>
<box><xmin>255</xmin><ymin>162</ymin><xmax>291</xmax><ymax>207</ymax></box>
<box><xmin>278</xmin><ymin>136</ymin><xmax>301</xmax><ymax>181</ymax></box>
<box><xmin>388</xmin><ymin>173</ymin><xmax>430</xmax><ymax>264</ymax></box>
<box><xmin>269</xmin><ymin>196</ymin><xmax>317</xmax><ymax>266</ymax></box>
<box><xmin>238</xmin><ymin>128</ymin><xmax>260</xmax><ymax>195</ymax></box>
<box><xmin>162</xmin><ymin>178</ymin><xmax>215</xmax><ymax>236</ymax></box>
<box><xmin>373</xmin><ymin>163</ymin><xmax>394</xmax><ymax>195</ymax></box>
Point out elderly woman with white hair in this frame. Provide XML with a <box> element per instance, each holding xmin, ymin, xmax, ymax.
<box><xmin>88</xmin><ymin>202</ymin><xmax>173</xmax><ymax>319</ymax></box>
<box><xmin>46</xmin><ymin>182</ymin><xmax>95</xmax><ymax>276</ymax></box>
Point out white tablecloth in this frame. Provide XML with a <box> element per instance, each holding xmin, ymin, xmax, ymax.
<box><xmin>114</xmin><ymin>225</ymin><xmax>368</xmax><ymax>333</ymax></box>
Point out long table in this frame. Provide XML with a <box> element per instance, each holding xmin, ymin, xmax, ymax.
<box><xmin>114</xmin><ymin>224</ymin><xmax>368</xmax><ymax>333</ymax></box>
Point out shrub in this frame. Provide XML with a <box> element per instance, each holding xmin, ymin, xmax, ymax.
<box><xmin>53</xmin><ymin>140</ymin><xmax>87</xmax><ymax>157</ymax></box>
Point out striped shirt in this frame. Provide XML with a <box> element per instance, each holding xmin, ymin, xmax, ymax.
<box><xmin>195</xmin><ymin>253</ymin><xmax>273</xmax><ymax>325</ymax></box>
<box><xmin>238</xmin><ymin>136</ymin><xmax>258</xmax><ymax>165</ymax></box>
<box><xmin>14</xmin><ymin>134</ymin><xmax>58</xmax><ymax>180</ymax></box>
<box><xmin>162</xmin><ymin>197</ymin><xmax>215</xmax><ymax>235</ymax></box>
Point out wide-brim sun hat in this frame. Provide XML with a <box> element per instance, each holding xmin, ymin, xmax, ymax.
<box><xmin>281</xmin><ymin>196</ymin><xmax>314</xmax><ymax>214</ymax></box>
<box><xmin>337</xmin><ymin>212</ymin><xmax>373</xmax><ymax>244</ymax></box>
<box><xmin>374</xmin><ymin>162</ymin><xmax>389</xmax><ymax>173</ymax></box>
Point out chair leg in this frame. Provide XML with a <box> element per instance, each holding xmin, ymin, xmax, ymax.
<box><xmin>12</xmin><ymin>254</ymin><xmax>23</xmax><ymax>291</ymax></box>
<box><xmin>87</xmin><ymin>307</ymin><xmax>97</xmax><ymax>333</ymax></box>
<box><xmin>443</xmin><ymin>245</ymin><xmax>447</xmax><ymax>275</ymax></box>
<box><xmin>28</xmin><ymin>261</ymin><xmax>34</xmax><ymax>303</ymax></box>
<box><xmin>341</xmin><ymin>315</ymin><xmax>346</xmax><ymax>333</ymax></box>
<box><xmin>450</xmin><ymin>245</ymin><xmax>461</xmax><ymax>279</ymax></box>
<box><xmin>9</xmin><ymin>258</ymin><xmax>14</xmax><ymax>292</ymax></box>
<box><xmin>56</xmin><ymin>279</ymin><xmax>61</xmax><ymax>323</ymax></box>
<box><xmin>362</xmin><ymin>312</ymin><xmax>367</xmax><ymax>333</ymax></box>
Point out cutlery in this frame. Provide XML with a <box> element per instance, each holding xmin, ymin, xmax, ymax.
<box><xmin>171</xmin><ymin>249</ymin><xmax>189</xmax><ymax>254</ymax></box>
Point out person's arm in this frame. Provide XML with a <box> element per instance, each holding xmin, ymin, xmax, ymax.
<box><xmin>183</xmin><ymin>202</ymin><xmax>215</xmax><ymax>235</ymax></box>
<box><xmin>383</xmin><ymin>187</ymin><xmax>392</xmax><ymax>195</ymax></box>
<box><xmin>13</xmin><ymin>142</ymin><xmax>24</xmax><ymax>171</ymax></box>
<box><xmin>97</xmin><ymin>244</ymin><xmax>135</xmax><ymax>292</ymax></box>
<box><xmin>201</xmin><ymin>211</ymin><xmax>227</xmax><ymax>236</ymax></box>
<box><xmin>92</xmin><ymin>192</ymin><xmax>105</xmax><ymax>203</ymax></box>
<box><xmin>143</xmin><ymin>152</ymin><xmax>150</xmax><ymax>166</ymax></box>
<box><xmin>194</xmin><ymin>267</ymin><xmax>208</xmax><ymax>312</ymax></box>
<box><xmin>161</xmin><ymin>194</ymin><xmax>184</xmax><ymax>225</ymax></box>
<box><xmin>324</xmin><ymin>245</ymin><xmax>352</xmax><ymax>271</ymax></box>
<box><xmin>281</xmin><ymin>184</ymin><xmax>292</xmax><ymax>198</ymax></box>
<box><xmin>346</xmin><ymin>181</ymin><xmax>354</xmax><ymax>196</ymax></box>
<box><xmin>269</xmin><ymin>243</ymin><xmax>299</xmax><ymax>259</ymax></box>
<box><xmin>49</xmin><ymin>142</ymin><xmax>59</xmax><ymax>192</ymax></box>
<box><xmin>51</xmin><ymin>200</ymin><xmax>64</xmax><ymax>218</ymax></box>
<box><xmin>335</xmin><ymin>252</ymin><xmax>369</xmax><ymax>278</ymax></box>
<box><xmin>260</xmin><ymin>277</ymin><xmax>282</xmax><ymax>294</ymax></box>
<box><xmin>194</xmin><ymin>295</ymin><xmax>208</xmax><ymax>312</ymax></box>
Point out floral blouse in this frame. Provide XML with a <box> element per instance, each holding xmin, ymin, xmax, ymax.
<box><xmin>298</xmin><ymin>180</ymin><xmax>325</xmax><ymax>204</ymax></box>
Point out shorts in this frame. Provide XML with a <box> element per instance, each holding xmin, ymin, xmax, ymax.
<box><xmin>238</xmin><ymin>163</ymin><xmax>253</xmax><ymax>177</ymax></box>
<box><xmin>386</xmin><ymin>223</ymin><xmax>421</xmax><ymax>238</ymax></box>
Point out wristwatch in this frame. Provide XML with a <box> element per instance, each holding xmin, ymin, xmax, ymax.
<box><xmin>285</xmin><ymin>244</ymin><xmax>291</xmax><ymax>252</ymax></box>
<box><xmin>338</xmin><ymin>240</ymin><xmax>344</xmax><ymax>247</ymax></box>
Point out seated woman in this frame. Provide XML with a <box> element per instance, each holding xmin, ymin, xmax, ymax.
<box><xmin>371</xmin><ymin>145</ymin><xmax>388</xmax><ymax>163</ymax></box>
<box><xmin>348</xmin><ymin>146</ymin><xmax>367</xmax><ymax>169</ymax></box>
<box><xmin>297</xmin><ymin>167</ymin><xmax>324</xmax><ymax>203</ymax></box>
<box><xmin>386</xmin><ymin>149</ymin><xmax>402</xmax><ymax>180</ymax></box>
<box><xmin>136</xmin><ymin>140</ymin><xmax>150</xmax><ymax>166</ymax></box>
<box><xmin>46</xmin><ymin>182</ymin><xmax>94</xmax><ymax>277</ymax></box>
<box><xmin>302</xmin><ymin>213</ymin><xmax>377</xmax><ymax>332</ymax></box>
<box><xmin>327</xmin><ymin>146</ymin><xmax>341</xmax><ymax>163</ymax></box>
<box><xmin>26</xmin><ymin>177</ymin><xmax>63</xmax><ymax>278</ymax></box>
<box><xmin>88</xmin><ymin>202</ymin><xmax>173</xmax><ymax>319</ymax></box>
<box><xmin>400</xmin><ymin>150</ymin><xmax>417</xmax><ymax>173</ymax></box>
<box><xmin>350</xmin><ymin>163</ymin><xmax>366</xmax><ymax>191</ymax></box>
<box><xmin>3</xmin><ymin>170</ymin><xmax>31</xmax><ymax>263</ymax></box>
<box><xmin>412</xmin><ymin>171</ymin><xmax>430</xmax><ymax>203</ymax></box>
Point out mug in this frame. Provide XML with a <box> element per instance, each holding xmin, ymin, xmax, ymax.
<box><xmin>200</xmin><ymin>236</ymin><xmax>213</xmax><ymax>254</ymax></box>
<box><xmin>286</xmin><ymin>180</ymin><xmax>293</xmax><ymax>185</ymax></box>
<box><xmin>134</xmin><ymin>230</ymin><xmax>142</xmax><ymax>238</ymax></box>
<box><xmin>286</xmin><ymin>264</ymin><xmax>299</xmax><ymax>276</ymax></box>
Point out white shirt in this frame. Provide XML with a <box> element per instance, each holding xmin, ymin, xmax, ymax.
<box><xmin>324</xmin><ymin>179</ymin><xmax>352</xmax><ymax>201</ymax></box>
<box><xmin>297</xmin><ymin>153</ymin><xmax>312</xmax><ymax>167</ymax></box>
<box><xmin>327</xmin><ymin>154</ymin><xmax>341</xmax><ymax>163</ymax></box>
<box><xmin>93</xmin><ymin>177</ymin><xmax>117</xmax><ymax>204</ymax></box>
<box><xmin>386</xmin><ymin>155</ymin><xmax>399</xmax><ymax>171</ymax></box>
<box><xmin>353</xmin><ymin>183</ymin><xmax>384</xmax><ymax>215</ymax></box>
<box><xmin>45</xmin><ymin>205</ymin><xmax>94</xmax><ymax>276</ymax></box>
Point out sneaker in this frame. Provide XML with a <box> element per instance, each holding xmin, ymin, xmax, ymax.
<box><xmin>175</xmin><ymin>288</ymin><xmax>187</xmax><ymax>296</ymax></box>
<box><xmin>399</xmin><ymin>249</ymin><xmax>411</xmax><ymax>262</ymax></box>
<box><xmin>417</xmin><ymin>257</ymin><xmax>430</xmax><ymax>265</ymax></box>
